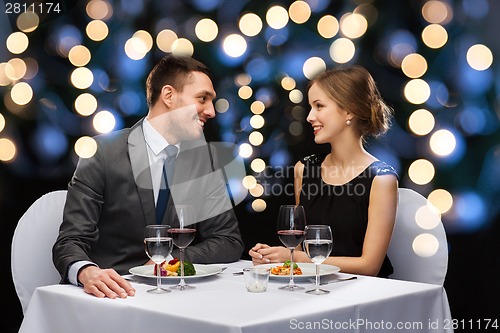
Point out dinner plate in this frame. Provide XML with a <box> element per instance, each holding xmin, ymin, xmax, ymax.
<box><xmin>129</xmin><ymin>264</ymin><xmax>223</xmax><ymax>280</ymax></box>
<box><xmin>260</xmin><ymin>262</ymin><xmax>340</xmax><ymax>281</ymax></box>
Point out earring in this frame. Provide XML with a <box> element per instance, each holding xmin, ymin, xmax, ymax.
<box><xmin>346</xmin><ymin>119</ymin><xmax>351</xmax><ymax>126</ymax></box>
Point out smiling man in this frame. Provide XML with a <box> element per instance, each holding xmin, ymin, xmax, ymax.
<box><xmin>52</xmin><ymin>55</ymin><xmax>244</xmax><ymax>299</ymax></box>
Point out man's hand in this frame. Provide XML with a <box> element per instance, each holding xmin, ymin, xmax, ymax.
<box><xmin>78</xmin><ymin>265</ymin><xmax>135</xmax><ymax>299</ymax></box>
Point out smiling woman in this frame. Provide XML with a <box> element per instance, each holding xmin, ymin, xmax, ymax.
<box><xmin>249</xmin><ymin>65</ymin><xmax>399</xmax><ymax>279</ymax></box>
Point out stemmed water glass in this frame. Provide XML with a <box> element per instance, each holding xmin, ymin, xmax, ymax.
<box><xmin>168</xmin><ymin>205</ymin><xmax>196</xmax><ymax>290</ymax></box>
<box><xmin>144</xmin><ymin>224</ymin><xmax>173</xmax><ymax>294</ymax></box>
<box><xmin>277</xmin><ymin>204</ymin><xmax>306</xmax><ymax>291</ymax></box>
<box><xmin>303</xmin><ymin>225</ymin><xmax>333</xmax><ymax>295</ymax></box>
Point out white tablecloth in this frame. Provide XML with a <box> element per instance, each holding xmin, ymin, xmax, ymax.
<box><xmin>19</xmin><ymin>261</ymin><xmax>453</xmax><ymax>333</ymax></box>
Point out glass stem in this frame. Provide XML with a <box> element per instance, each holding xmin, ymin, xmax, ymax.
<box><xmin>179</xmin><ymin>248</ymin><xmax>185</xmax><ymax>285</ymax></box>
<box><xmin>156</xmin><ymin>263</ymin><xmax>161</xmax><ymax>290</ymax></box>
<box><xmin>289</xmin><ymin>248</ymin><xmax>295</xmax><ymax>285</ymax></box>
<box><xmin>315</xmin><ymin>264</ymin><xmax>320</xmax><ymax>290</ymax></box>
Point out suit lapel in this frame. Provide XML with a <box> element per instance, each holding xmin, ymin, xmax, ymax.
<box><xmin>128</xmin><ymin>120</ymin><xmax>156</xmax><ymax>225</ymax></box>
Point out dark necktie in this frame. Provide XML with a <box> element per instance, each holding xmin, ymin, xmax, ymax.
<box><xmin>156</xmin><ymin>145</ymin><xmax>178</xmax><ymax>224</ymax></box>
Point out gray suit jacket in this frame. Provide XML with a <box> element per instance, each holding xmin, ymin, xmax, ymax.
<box><xmin>52</xmin><ymin>119</ymin><xmax>244</xmax><ymax>281</ymax></box>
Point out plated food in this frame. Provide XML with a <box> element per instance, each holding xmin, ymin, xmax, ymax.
<box><xmin>154</xmin><ymin>258</ymin><xmax>196</xmax><ymax>276</ymax></box>
<box><xmin>270</xmin><ymin>260</ymin><xmax>303</xmax><ymax>276</ymax></box>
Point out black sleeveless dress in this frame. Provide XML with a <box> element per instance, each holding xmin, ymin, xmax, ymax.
<box><xmin>299</xmin><ymin>153</ymin><xmax>398</xmax><ymax>278</ymax></box>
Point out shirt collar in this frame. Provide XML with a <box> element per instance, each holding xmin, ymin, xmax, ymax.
<box><xmin>143</xmin><ymin>118</ymin><xmax>180</xmax><ymax>157</ymax></box>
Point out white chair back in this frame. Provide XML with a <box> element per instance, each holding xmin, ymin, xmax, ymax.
<box><xmin>387</xmin><ymin>188</ymin><xmax>448</xmax><ymax>285</ymax></box>
<box><xmin>11</xmin><ymin>190</ymin><xmax>67</xmax><ymax>314</ymax></box>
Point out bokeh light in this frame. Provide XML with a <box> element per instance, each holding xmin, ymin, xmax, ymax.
<box><xmin>6</xmin><ymin>32</ymin><xmax>29</xmax><ymax>54</ymax></box>
<box><xmin>422</xmin><ymin>24</ymin><xmax>448</xmax><ymax>49</ymax></box>
<box><xmin>70</xmin><ymin>67</ymin><xmax>94</xmax><ymax>89</ymax></box>
<box><xmin>428</xmin><ymin>189</ymin><xmax>453</xmax><ymax>214</ymax></box>
<box><xmin>74</xmin><ymin>136</ymin><xmax>97</xmax><ymax>158</ymax></box>
<box><xmin>250</xmin><ymin>158</ymin><xmax>266</xmax><ymax>172</ymax></box>
<box><xmin>239</xmin><ymin>13</ymin><xmax>263</xmax><ymax>37</ymax></box>
<box><xmin>172</xmin><ymin>38</ymin><xmax>194</xmax><ymax>56</ymax></box>
<box><xmin>5</xmin><ymin>58</ymin><xmax>27</xmax><ymax>81</ymax></box>
<box><xmin>251</xmin><ymin>198</ymin><xmax>267</xmax><ymax>212</ymax></box>
<box><xmin>133</xmin><ymin>30</ymin><xmax>153</xmax><ymax>53</ymax></box>
<box><xmin>317</xmin><ymin>15</ymin><xmax>339</xmax><ymax>39</ymax></box>
<box><xmin>250</xmin><ymin>115</ymin><xmax>265</xmax><ymax>129</ymax></box>
<box><xmin>340</xmin><ymin>13</ymin><xmax>368</xmax><ymax>39</ymax></box>
<box><xmin>0</xmin><ymin>138</ymin><xmax>16</xmax><ymax>162</ymax></box>
<box><xmin>422</xmin><ymin>0</ymin><xmax>453</xmax><ymax>25</ymax></box>
<box><xmin>17</xmin><ymin>12</ymin><xmax>39</xmax><ymax>33</ymax></box>
<box><xmin>156</xmin><ymin>29</ymin><xmax>178</xmax><ymax>53</ymax></box>
<box><xmin>215</xmin><ymin>98</ymin><xmax>229</xmax><ymax>113</ymax></box>
<box><xmin>415</xmin><ymin>204</ymin><xmax>441</xmax><ymax>230</ymax></box>
<box><xmin>86</xmin><ymin>0</ymin><xmax>113</xmax><ymax>20</ymax></box>
<box><xmin>408</xmin><ymin>159</ymin><xmax>435</xmax><ymax>185</ymax></box>
<box><xmin>329</xmin><ymin>38</ymin><xmax>355</xmax><ymax>63</ymax></box>
<box><xmin>195</xmin><ymin>18</ymin><xmax>218</xmax><ymax>42</ymax></box>
<box><xmin>430</xmin><ymin>129</ymin><xmax>456</xmax><ymax>157</ymax></box>
<box><xmin>404</xmin><ymin>79</ymin><xmax>431</xmax><ymax>104</ymax></box>
<box><xmin>289</xmin><ymin>89</ymin><xmax>303</xmax><ymax>104</ymax></box>
<box><xmin>249</xmin><ymin>184</ymin><xmax>264</xmax><ymax>197</ymax></box>
<box><xmin>10</xmin><ymin>82</ymin><xmax>33</xmax><ymax>105</ymax></box>
<box><xmin>289</xmin><ymin>1</ymin><xmax>311</xmax><ymax>24</ymax></box>
<box><xmin>68</xmin><ymin>45</ymin><xmax>91</xmax><ymax>67</ymax></box>
<box><xmin>466</xmin><ymin>44</ymin><xmax>493</xmax><ymax>71</ymax></box>
<box><xmin>74</xmin><ymin>93</ymin><xmax>98</xmax><ymax>116</ymax></box>
<box><xmin>408</xmin><ymin>109</ymin><xmax>435</xmax><ymax>136</ymax></box>
<box><xmin>0</xmin><ymin>113</ymin><xmax>5</xmax><ymax>132</ymax></box>
<box><xmin>412</xmin><ymin>233</ymin><xmax>439</xmax><ymax>257</ymax></box>
<box><xmin>266</xmin><ymin>5</ymin><xmax>289</xmax><ymax>30</ymax></box>
<box><xmin>250</xmin><ymin>101</ymin><xmax>265</xmax><ymax>114</ymax></box>
<box><xmin>281</xmin><ymin>76</ymin><xmax>296</xmax><ymax>91</ymax></box>
<box><xmin>125</xmin><ymin>37</ymin><xmax>149</xmax><ymax>60</ymax></box>
<box><xmin>401</xmin><ymin>53</ymin><xmax>427</xmax><ymax>78</ymax></box>
<box><xmin>238</xmin><ymin>143</ymin><xmax>253</xmax><ymax>158</ymax></box>
<box><xmin>249</xmin><ymin>131</ymin><xmax>264</xmax><ymax>146</ymax></box>
<box><xmin>303</xmin><ymin>57</ymin><xmax>326</xmax><ymax>80</ymax></box>
<box><xmin>223</xmin><ymin>34</ymin><xmax>247</xmax><ymax>58</ymax></box>
<box><xmin>242</xmin><ymin>175</ymin><xmax>257</xmax><ymax>189</ymax></box>
<box><xmin>86</xmin><ymin>20</ymin><xmax>109</xmax><ymax>41</ymax></box>
<box><xmin>93</xmin><ymin>110</ymin><xmax>116</xmax><ymax>133</ymax></box>
<box><xmin>238</xmin><ymin>86</ymin><xmax>253</xmax><ymax>99</ymax></box>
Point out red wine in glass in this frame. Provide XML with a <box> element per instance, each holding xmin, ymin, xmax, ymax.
<box><xmin>278</xmin><ymin>230</ymin><xmax>305</xmax><ymax>248</ymax></box>
<box><xmin>169</xmin><ymin>228</ymin><xmax>196</xmax><ymax>248</ymax></box>
<box><xmin>276</xmin><ymin>204</ymin><xmax>306</xmax><ymax>291</ymax></box>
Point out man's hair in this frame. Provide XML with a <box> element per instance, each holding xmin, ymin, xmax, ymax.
<box><xmin>146</xmin><ymin>55</ymin><xmax>211</xmax><ymax>108</ymax></box>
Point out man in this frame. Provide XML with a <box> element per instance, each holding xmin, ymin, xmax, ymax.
<box><xmin>53</xmin><ymin>55</ymin><xmax>244</xmax><ymax>299</ymax></box>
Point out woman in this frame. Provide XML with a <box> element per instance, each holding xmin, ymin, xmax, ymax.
<box><xmin>249</xmin><ymin>65</ymin><xmax>398</xmax><ymax>277</ymax></box>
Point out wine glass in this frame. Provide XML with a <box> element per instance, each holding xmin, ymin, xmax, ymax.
<box><xmin>277</xmin><ymin>204</ymin><xmax>306</xmax><ymax>291</ymax></box>
<box><xmin>303</xmin><ymin>225</ymin><xmax>333</xmax><ymax>295</ymax></box>
<box><xmin>168</xmin><ymin>205</ymin><xmax>196</xmax><ymax>290</ymax></box>
<box><xmin>144</xmin><ymin>224</ymin><xmax>173</xmax><ymax>294</ymax></box>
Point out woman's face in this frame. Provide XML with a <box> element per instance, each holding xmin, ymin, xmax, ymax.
<box><xmin>306</xmin><ymin>82</ymin><xmax>349</xmax><ymax>144</ymax></box>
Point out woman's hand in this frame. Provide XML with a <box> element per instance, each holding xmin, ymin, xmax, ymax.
<box><xmin>249</xmin><ymin>243</ymin><xmax>291</xmax><ymax>265</ymax></box>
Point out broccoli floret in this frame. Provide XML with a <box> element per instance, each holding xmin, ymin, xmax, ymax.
<box><xmin>283</xmin><ymin>260</ymin><xmax>298</xmax><ymax>269</ymax></box>
<box><xmin>177</xmin><ymin>261</ymin><xmax>196</xmax><ymax>276</ymax></box>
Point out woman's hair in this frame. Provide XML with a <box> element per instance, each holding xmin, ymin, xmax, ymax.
<box><xmin>308</xmin><ymin>65</ymin><xmax>393</xmax><ymax>138</ymax></box>
<box><xmin>146</xmin><ymin>55</ymin><xmax>211</xmax><ymax>108</ymax></box>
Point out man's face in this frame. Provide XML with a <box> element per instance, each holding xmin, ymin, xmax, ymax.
<box><xmin>168</xmin><ymin>71</ymin><xmax>216</xmax><ymax>142</ymax></box>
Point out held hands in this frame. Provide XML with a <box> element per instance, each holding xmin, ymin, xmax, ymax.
<box><xmin>249</xmin><ymin>243</ymin><xmax>291</xmax><ymax>265</ymax></box>
<box><xmin>78</xmin><ymin>265</ymin><xmax>136</xmax><ymax>299</ymax></box>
